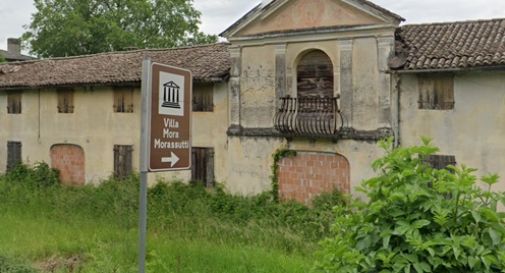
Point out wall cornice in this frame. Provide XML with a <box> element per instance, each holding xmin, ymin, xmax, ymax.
<box><xmin>227</xmin><ymin>125</ymin><xmax>393</xmax><ymax>142</ymax></box>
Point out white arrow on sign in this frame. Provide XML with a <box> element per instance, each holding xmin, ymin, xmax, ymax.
<box><xmin>161</xmin><ymin>152</ymin><xmax>180</xmax><ymax>167</ymax></box>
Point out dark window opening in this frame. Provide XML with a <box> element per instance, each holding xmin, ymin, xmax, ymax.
<box><xmin>114</xmin><ymin>145</ymin><xmax>133</xmax><ymax>179</ymax></box>
<box><xmin>418</xmin><ymin>74</ymin><xmax>454</xmax><ymax>110</ymax></box>
<box><xmin>193</xmin><ymin>89</ymin><xmax>214</xmax><ymax>112</ymax></box>
<box><xmin>424</xmin><ymin>155</ymin><xmax>456</xmax><ymax>170</ymax></box>
<box><xmin>297</xmin><ymin>50</ymin><xmax>334</xmax><ymax>99</ymax></box>
<box><xmin>191</xmin><ymin>147</ymin><xmax>215</xmax><ymax>187</ymax></box>
<box><xmin>7</xmin><ymin>141</ymin><xmax>22</xmax><ymax>171</ymax></box>
<box><xmin>113</xmin><ymin>88</ymin><xmax>134</xmax><ymax>113</ymax></box>
<box><xmin>7</xmin><ymin>92</ymin><xmax>22</xmax><ymax>114</ymax></box>
<box><xmin>57</xmin><ymin>89</ymin><xmax>74</xmax><ymax>113</ymax></box>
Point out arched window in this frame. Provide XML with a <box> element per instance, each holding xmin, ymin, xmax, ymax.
<box><xmin>297</xmin><ymin>50</ymin><xmax>334</xmax><ymax>98</ymax></box>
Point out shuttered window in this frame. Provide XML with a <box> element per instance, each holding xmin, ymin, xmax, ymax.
<box><xmin>297</xmin><ymin>50</ymin><xmax>334</xmax><ymax>98</ymax></box>
<box><xmin>193</xmin><ymin>88</ymin><xmax>213</xmax><ymax>112</ymax></box>
<box><xmin>113</xmin><ymin>88</ymin><xmax>134</xmax><ymax>113</ymax></box>
<box><xmin>191</xmin><ymin>147</ymin><xmax>215</xmax><ymax>187</ymax></box>
<box><xmin>114</xmin><ymin>145</ymin><xmax>133</xmax><ymax>179</ymax></box>
<box><xmin>418</xmin><ymin>74</ymin><xmax>454</xmax><ymax>110</ymax></box>
<box><xmin>7</xmin><ymin>141</ymin><xmax>22</xmax><ymax>171</ymax></box>
<box><xmin>424</xmin><ymin>155</ymin><xmax>456</xmax><ymax>170</ymax></box>
<box><xmin>7</xmin><ymin>92</ymin><xmax>22</xmax><ymax>114</ymax></box>
<box><xmin>57</xmin><ymin>89</ymin><xmax>74</xmax><ymax>113</ymax></box>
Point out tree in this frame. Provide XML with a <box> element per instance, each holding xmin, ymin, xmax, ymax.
<box><xmin>23</xmin><ymin>0</ymin><xmax>217</xmax><ymax>57</ymax></box>
<box><xmin>316</xmin><ymin>138</ymin><xmax>505</xmax><ymax>273</ymax></box>
<box><xmin>0</xmin><ymin>54</ymin><xmax>5</xmax><ymax>63</ymax></box>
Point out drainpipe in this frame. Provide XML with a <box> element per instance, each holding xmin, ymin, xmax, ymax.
<box><xmin>38</xmin><ymin>89</ymin><xmax>41</xmax><ymax>142</ymax></box>
<box><xmin>392</xmin><ymin>72</ymin><xmax>401</xmax><ymax>148</ymax></box>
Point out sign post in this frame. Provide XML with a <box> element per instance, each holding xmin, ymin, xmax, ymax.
<box><xmin>139</xmin><ymin>58</ymin><xmax>192</xmax><ymax>273</ymax></box>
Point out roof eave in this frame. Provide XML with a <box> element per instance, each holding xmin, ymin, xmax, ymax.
<box><xmin>0</xmin><ymin>81</ymin><xmax>141</xmax><ymax>91</ymax></box>
<box><xmin>219</xmin><ymin>3</ymin><xmax>263</xmax><ymax>38</ymax></box>
<box><xmin>353</xmin><ymin>0</ymin><xmax>405</xmax><ymax>22</ymax></box>
<box><xmin>227</xmin><ymin>23</ymin><xmax>397</xmax><ymax>42</ymax></box>
<box><xmin>391</xmin><ymin>64</ymin><xmax>505</xmax><ymax>74</ymax></box>
<box><xmin>0</xmin><ymin>75</ymin><xmax>230</xmax><ymax>91</ymax></box>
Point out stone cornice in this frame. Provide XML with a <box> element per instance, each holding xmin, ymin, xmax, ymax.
<box><xmin>227</xmin><ymin>126</ymin><xmax>393</xmax><ymax>142</ymax></box>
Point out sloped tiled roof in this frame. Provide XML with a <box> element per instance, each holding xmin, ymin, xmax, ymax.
<box><xmin>0</xmin><ymin>43</ymin><xmax>230</xmax><ymax>89</ymax></box>
<box><xmin>391</xmin><ymin>18</ymin><xmax>505</xmax><ymax>71</ymax></box>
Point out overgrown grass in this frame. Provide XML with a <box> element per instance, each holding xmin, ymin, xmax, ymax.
<box><xmin>0</xmin><ymin>163</ymin><xmax>344</xmax><ymax>272</ymax></box>
<box><xmin>0</xmin><ymin>256</ymin><xmax>36</xmax><ymax>273</ymax></box>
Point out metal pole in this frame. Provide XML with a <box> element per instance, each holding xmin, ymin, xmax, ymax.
<box><xmin>139</xmin><ymin>57</ymin><xmax>152</xmax><ymax>273</ymax></box>
<box><xmin>138</xmin><ymin>171</ymin><xmax>148</xmax><ymax>273</ymax></box>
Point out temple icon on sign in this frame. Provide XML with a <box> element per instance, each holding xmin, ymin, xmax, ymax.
<box><xmin>162</xmin><ymin>81</ymin><xmax>181</xmax><ymax>109</ymax></box>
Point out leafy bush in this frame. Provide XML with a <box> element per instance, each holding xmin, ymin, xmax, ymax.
<box><xmin>3</xmin><ymin>162</ymin><xmax>59</xmax><ymax>187</ymax></box>
<box><xmin>316</xmin><ymin>138</ymin><xmax>505</xmax><ymax>273</ymax></box>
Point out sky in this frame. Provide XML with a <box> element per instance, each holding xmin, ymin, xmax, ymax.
<box><xmin>1</xmin><ymin>0</ymin><xmax>505</xmax><ymax>52</ymax></box>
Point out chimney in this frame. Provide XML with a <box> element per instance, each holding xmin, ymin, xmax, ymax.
<box><xmin>7</xmin><ymin>38</ymin><xmax>21</xmax><ymax>56</ymax></box>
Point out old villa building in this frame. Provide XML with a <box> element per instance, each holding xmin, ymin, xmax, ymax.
<box><xmin>0</xmin><ymin>45</ymin><xmax>230</xmax><ymax>187</ymax></box>
<box><xmin>1</xmin><ymin>0</ymin><xmax>505</xmax><ymax>203</ymax></box>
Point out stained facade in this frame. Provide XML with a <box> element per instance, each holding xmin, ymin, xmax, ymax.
<box><xmin>222</xmin><ymin>0</ymin><xmax>402</xmax><ymax>198</ymax></box>
<box><xmin>2</xmin><ymin>0</ymin><xmax>505</xmax><ymax>201</ymax></box>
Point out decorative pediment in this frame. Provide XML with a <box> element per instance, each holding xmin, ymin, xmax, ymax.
<box><xmin>221</xmin><ymin>0</ymin><xmax>404</xmax><ymax>38</ymax></box>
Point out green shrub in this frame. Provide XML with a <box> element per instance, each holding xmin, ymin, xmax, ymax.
<box><xmin>316</xmin><ymin>138</ymin><xmax>505</xmax><ymax>273</ymax></box>
<box><xmin>2</xmin><ymin>164</ymin><xmax>31</xmax><ymax>183</ymax></box>
<box><xmin>3</xmin><ymin>162</ymin><xmax>59</xmax><ymax>187</ymax></box>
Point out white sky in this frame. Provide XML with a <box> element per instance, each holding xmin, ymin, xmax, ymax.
<box><xmin>1</xmin><ymin>0</ymin><xmax>505</xmax><ymax>52</ymax></box>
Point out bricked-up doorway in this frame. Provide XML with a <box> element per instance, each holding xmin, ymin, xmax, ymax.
<box><xmin>278</xmin><ymin>152</ymin><xmax>350</xmax><ymax>204</ymax></box>
<box><xmin>50</xmin><ymin>144</ymin><xmax>85</xmax><ymax>186</ymax></box>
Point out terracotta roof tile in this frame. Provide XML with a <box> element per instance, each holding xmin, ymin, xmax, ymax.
<box><xmin>0</xmin><ymin>43</ymin><xmax>230</xmax><ymax>89</ymax></box>
<box><xmin>391</xmin><ymin>18</ymin><xmax>505</xmax><ymax>71</ymax></box>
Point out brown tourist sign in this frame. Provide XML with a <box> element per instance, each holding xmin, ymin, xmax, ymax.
<box><xmin>148</xmin><ymin>62</ymin><xmax>192</xmax><ymax>171</ymax></box>
<box><xmin>139</xmin><ymin>59</ymin><xmax>192</xmax><ymax>273</ymax></box>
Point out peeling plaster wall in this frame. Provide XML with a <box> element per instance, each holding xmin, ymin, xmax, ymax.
<box><xmin>238</xmin><ymin>33</ymin><xmax>394</xmax><ymax>128</ymax></box>
<box><xmin>0</xmin><ymin>83</ymin><xmax>229</xmax><ymax>185</ymax></box>
<box><xmin>352</xmin><ymin>38</ymin><xmax>380</xmax><ymax>130</ymax></box>
<box><xmin>240</xmin><ymin>45</ymin><xmax>276</xmax><ymax>128</ymax></box>
<box><xmin>224</xmin><ymin>135</ymin><xmax>384</xmax><ymax>196</ymax></box>
<box><xmin>0</xmin><ymin>87</ymin><xmax>141</xmax><ymax>183</ymax></box>
<box><xmin>230</xmin><ymin>31</ymin><xmax>395</xmax><ymax>194</ymax></box>
<box><xmin>399</xmin><ymin>72</ymin><xmax>505</xmax><ymax>191</ymax></box>
<box><xmin>225</xmin><ymin>136</ymin><xmax>286</xmax><ymax>195</ymax></box>
<box><xmin>191</xmin><ymin>82</ymin><xmax>229</xmax><ymax>185</ymax></box>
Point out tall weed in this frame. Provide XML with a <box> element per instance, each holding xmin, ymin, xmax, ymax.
<box><xmin>0</xmin><ymin>166</ymin><xmax>346</xmax><ymax>261</ymax></box>
<box><xmin>0</xmin><ymin>256</ymin><xmax>36</xmax><ymax>273</ymax></box>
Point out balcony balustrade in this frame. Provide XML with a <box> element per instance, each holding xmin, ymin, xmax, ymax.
<box><xmin>274</xmin><ymin>96</ymin><xmax>343</xmax><ymax>138</ymax></box>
